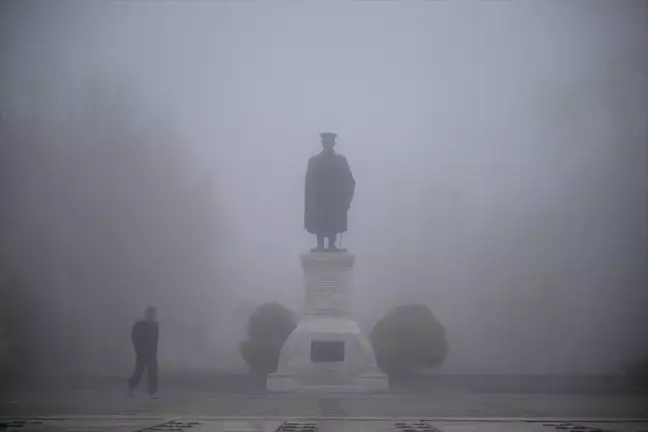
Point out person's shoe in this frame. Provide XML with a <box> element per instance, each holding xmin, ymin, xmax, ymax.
<box><xmin>150</xmin><ymin>393</ymin><xmax>159</xmax><ymax>399</ymax></box>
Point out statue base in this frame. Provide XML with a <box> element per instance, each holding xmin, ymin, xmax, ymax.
<box><xmin>266</xmin><ymin>316</ymin><xmax>388</xmax><ymax>392</ymax></box>
<box><xmin>266</xmin><ymin>252</ymin><xmax>388</xmax><ymax>392</ymax></box>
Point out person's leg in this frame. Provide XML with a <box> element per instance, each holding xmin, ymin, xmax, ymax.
<box><xmin>147</xmin><ymin>357</ymin><xmax>158</xmax><ymax>396</ymax></box>
<box><xmin>316</xmin><ymin>234</ymin><xmax>325</xmax><ymax>250</ymax></box>
<box><xmin>128</xmin><ymin>355</ymin><xmax>146</xmax><ymax>393</ymax></box>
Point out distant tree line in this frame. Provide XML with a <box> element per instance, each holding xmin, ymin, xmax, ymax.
<box><xmin>0</xmin><ymin>78</ymin><xmax>224</xmax><ymax>383</ymax></box>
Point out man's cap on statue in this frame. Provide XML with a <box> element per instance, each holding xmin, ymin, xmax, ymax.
<box><xmin>320</xmin><ymin>132</ymin><xmax>337</xmax><ymax>139</ymax></box>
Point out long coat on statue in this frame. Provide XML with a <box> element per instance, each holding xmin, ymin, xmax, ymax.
<box><xmin>304</xmin><ymin>151</ymin><xmax>355</xmax><ymax>235</ymax></box>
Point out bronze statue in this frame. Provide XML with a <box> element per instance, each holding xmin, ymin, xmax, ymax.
<box><xmin>304</xmin><ymin>132</ymin><xmax>355</xmax><ymax>251</ymax></box>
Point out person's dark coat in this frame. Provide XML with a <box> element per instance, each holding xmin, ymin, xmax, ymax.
<box><xmin>131</xmin><ymin>320</ymin><xmax>159</xmax><ymax>358</ymax></box>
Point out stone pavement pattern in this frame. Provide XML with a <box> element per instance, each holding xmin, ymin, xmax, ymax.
<box><xmin>0</xmin><ymin>418</ymin><xmax>647</xmax><ymax>432</ymax></box>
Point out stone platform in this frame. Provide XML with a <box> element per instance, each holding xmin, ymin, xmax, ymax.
<box><xmin>267</xmin><ymin>252</ymin><xmax>388</xmax><ymax>392</ymax></box>
<box><xmin>1</xmin><ymin>416</ymin><xmax>647</xmax><ymax>432</ymax></box>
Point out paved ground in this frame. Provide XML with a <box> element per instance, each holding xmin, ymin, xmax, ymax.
<box><xmin>1</xmin><ymin>391</ymin><xmax>647</xmax><ymax>419</ymax></box>
<box><xmin>0</xmin><ymin>417</ymin><xmax>647</xmax><ymax>432</ymax></box>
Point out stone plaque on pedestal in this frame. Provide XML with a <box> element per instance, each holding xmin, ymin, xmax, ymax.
<box><xmin>266</xmin><ymin>252</ymin><xmax>388</xmax><ymax>392</ymax></box>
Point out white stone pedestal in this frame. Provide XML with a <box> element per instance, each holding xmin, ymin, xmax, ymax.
<box><xmin>266</xmin><ymin>252</ymin><xmax>388</xmax><ymax>392</ymax></box>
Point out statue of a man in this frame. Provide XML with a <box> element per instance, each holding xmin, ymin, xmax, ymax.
<box><xmin>304</xmin><ymin>132</ymin><xmax>356</xmax><ymax>251</ymax></box>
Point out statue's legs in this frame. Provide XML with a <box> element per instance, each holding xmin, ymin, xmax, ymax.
<box><xmin>316</xmin><ymin>234</ymin><xmax>326</xmax><ymax>250</ymax></box>
<box><xmin>314</xmin><ymin>233</ymin><xmax>338</xmax><ymax>251</ymax></box>
<box><xmin>327</xmin><ymin>234</ymin><xmax>338</xmax><ymax>250</ymax></box>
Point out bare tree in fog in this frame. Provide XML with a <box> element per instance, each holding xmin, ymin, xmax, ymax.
<box><xmin>0</xmin><ymin>76</ymin><xmax>224</xmax><ymax>380</ymax></box>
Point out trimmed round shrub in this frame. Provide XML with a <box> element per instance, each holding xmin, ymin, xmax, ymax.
<box><xmin>239</xmin><ymin>302</ymin><xmax>297</xmax><ymax>377</ymax></box>
<box><xmin>369</xmin><ymin>304</ymin><xmax>448</xmax><ymax>379</ymax></box>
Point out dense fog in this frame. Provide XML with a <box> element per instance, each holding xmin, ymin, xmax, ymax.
<box><xmin>0</xmin><ymin>1</ymin><xmax>646</xmax><ymax>378</ymax></box>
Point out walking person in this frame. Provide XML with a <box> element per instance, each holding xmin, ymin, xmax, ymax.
<box><xmin>128</xmin><ymin>306</ymin><xmax>159</xmax><ymax>398</ymax></box>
